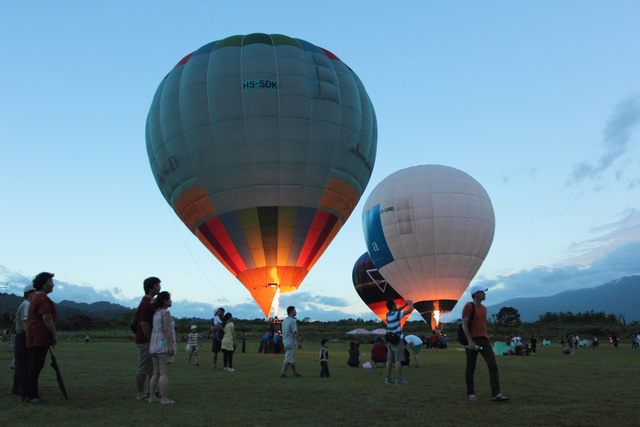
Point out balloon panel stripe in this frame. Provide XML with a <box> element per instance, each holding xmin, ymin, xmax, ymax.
<box><xmin>219</xmin><ymin>210</ymin><xmax>257</xmax><ymax>270</ymax></box>
<box><xmin>297</xmin><ymin>210</ymin><xmax>338</xmax><ymax>269</ymax></box>
<box><xmin>198</xmin><ymin>216</ymin><xmax>246</xmax><ymax>274</ymax></box>
<box><xmin>276</xmin><ymin>207</ymin><xmax>299</xmax><ymax>266</ymax></box>
<box><xmin>235</xmin><ymin>208</ymin><xmax>264</xmax><ymax>269</ymax></box>
<box><xmin>363</xmin><ymin>205</ymin><xmax>394</xmax><ymax>268</ymax></box>
<box><xmin>288</xmin><ymin>207</ymin><xmax>315</xmax><ymax>265</ymax></box>
<box><xmin>257</xmin><ymin>207</ymin><xmax>279</xmax><ymax>267</ymax></box>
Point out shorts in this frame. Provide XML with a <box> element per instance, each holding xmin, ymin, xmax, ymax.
<box><xmin>386</xmin><ymin>342</ymin><xmax>405</xmax><ymax>364</ymax></box>
<box><xmin>136</xmin><ymin>343</ymin><xmax>153</xmax><ymax>376</ymax></box>
<box><xmin>152</xmin><ymin>353</ymin><xmax>174</xmax><ymax>365</ymax></box>
<box><xmin>413</xmin><ymin>344</ymin><xmax>423</xmax><ymax>353</ymax></box>
<box><xmin>188</xmin><ymin>346</ymin><xmax>198</xmax><ymax>357</ymax></box>
<box><xmin>212</xmin><ymin>339</ymin><xmax>222</xmax><ymax>353</ymax></box>
<box><xmin>283</xmin><ymin>345</ymin><xmax>297</xmax><ymax>364</ymax></box>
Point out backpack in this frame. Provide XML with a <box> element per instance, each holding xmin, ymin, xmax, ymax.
<box><xmin>456</xmin><ymin>303</ymin><xmax>475</xmax><ymax>345</ymax></box>
<box><xmin>130</xmin><ymin>309</ymin><xmax>139</xmax><ymax>334</ymax></box>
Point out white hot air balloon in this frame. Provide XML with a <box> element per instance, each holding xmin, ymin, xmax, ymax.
<box><xmin>362</xmin><ymin>165</ymin><xmax>495</xmax><ymax>326</ymax></box>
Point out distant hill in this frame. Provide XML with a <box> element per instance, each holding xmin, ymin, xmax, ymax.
<box><xmin>2</xmin><ymin>275</ymin><xmax>639</xmax><ymax>324</ymax></box>
<box><xmin>0</xmin><ymin>295</ymin><xmax>134</xmax><ymax>322</ymax></box>
<box><xmin>486</xmin><ymin>275</ymin><xmax>640</xmax><ymax>322</ymax></box>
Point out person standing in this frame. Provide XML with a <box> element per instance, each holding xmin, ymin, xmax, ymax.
<box><xmin>148</xmin><ymin>291</ymin><xmax>176</xmax><ymax>404</ymax></box>
<box><xmin>210</xmin><ymin>308</ymin><xmax>225</xmax><ymax>369</ymax></box>
<box><xmin>319</xmin><ymin>339</ymin><xmax>330</xmax><ymax>377</ymax></box>
<box><xmin>22</xmin><ymin>272</ymin><xmax>57</xmax><ymax>404</ymax></box>
<box><xmin>187</xmin><ymin>325</ymin><xmax>199</xmax><ymax>366</ymax></box>
<box><xmin>13</xmin><ymin>284</ymin><xmax>36</xmax><ymax>396</ymax></box>
<box><xmin>385</xmin><ymin>300</ymin><xmax>413</xmax><ymax>385</ymax></box>
<box><xmin>280</xmin><ymin>306</ymin><xmax>302</xmax><ymax>377</ymax></box>
<box><xmin>135</xmin><ymin>277</ymin><xmax>160</xmax><ymax>401</ymax></box>
<box><xmin>461</xmin><ymin>285</ymin><xmax>509</xmax><ymax>402</ymax></box>
<box><xmin>221</xmin><ymin>313</ymin><xmax>236</xmax><ymax>372</ymax></box>
<box><xmin>530</xmin><ymin>335</ymin><xmax>537</xmax><ymax>354</ymax></box>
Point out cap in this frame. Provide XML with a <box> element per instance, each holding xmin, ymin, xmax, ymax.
<box><xmin>24</xmin><ymin>284</ymin><xmax>35</xmax><ymax>293</ymax></box>
<box><xmin>191</xmin><ymin>325</ymin><xmax>197</xmax><ymax>330</ymax></box>
<box><xmin>469</xmin><ymin>285</ymin><xmax>488</xmax><ymax>296</ymax></box>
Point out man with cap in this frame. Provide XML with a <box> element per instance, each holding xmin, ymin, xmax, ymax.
<box><xmin>12</xmin><ymin>284</ymin><xmax>36</xmax><ymax>396</ymax></box>
<box><xmin>461</xmin><ymin>285</ymin><xmax>509</xmax><ymax>402</ymax></box>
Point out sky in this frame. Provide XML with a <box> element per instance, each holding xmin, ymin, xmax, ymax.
<box><xmin>1</xmin><ymin>1</ymin><xmax>639</xmax><ymax>323</ymax></box>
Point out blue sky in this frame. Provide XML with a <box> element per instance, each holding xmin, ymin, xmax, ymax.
<box><xmin>1</xmin><ymin>1</ymin><xmax>639</xmax><ymax>323</ymax></box>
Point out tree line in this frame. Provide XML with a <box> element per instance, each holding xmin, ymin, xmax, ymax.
<box><xmin>483</xmin><ymin>307</ymin><xmax>640</xmax><ymax>340</ymax></box>
<box><xmin>3</xmin><ymin>307</ymin><xmax>639</xmax><ymax>341</ymax></box>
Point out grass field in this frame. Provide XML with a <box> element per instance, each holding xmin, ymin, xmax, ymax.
<box><xmin>1</xmin><ymin>336</ymin><xmax>639</xmax><ymax>426</ymax></box>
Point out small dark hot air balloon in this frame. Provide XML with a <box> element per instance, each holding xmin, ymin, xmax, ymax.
<box><xmin>352</xmin><ymin>252</ymin><xmax>407</xmax><ymax>326</ymax></box>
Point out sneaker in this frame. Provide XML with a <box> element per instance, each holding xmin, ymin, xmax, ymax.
<box><xmin>492</xmin><ymin>393</ymin><xmax>509</xmax><ymax>402</ymax></box>
<box><xmin>385</xmin><ymin>377</ymin><xmax>394</xmax><ymax>384</ymax></box>
<box><xmin>28</xmin><ymin>398</ymin><xmax>48</xmax><ymax>404</ymax></box>
<box><xmin>227</xmin><ymin>368</ymin><xmax>235</xmax><ymax>372</ymax></box>
<box><xmin>468</xmin><ymin>394</ymin><xmax>478</xmax><ymax>401</ymax></box>
<box><xmin>396</xmin><ymin>378</ymin><xmax>408</xmax><ymax>385</ymax></box>
<box><xmin>223</xmin><ymin>367</ymin><xmax>229</xmax><ymax>371</ymax></box>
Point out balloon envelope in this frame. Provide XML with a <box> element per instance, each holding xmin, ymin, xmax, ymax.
<box><xmin>352</xmin><ymin>252</ymin><xmax>407</xmax><ymax>326</ymax></box>
<box><xmin>146</xmin><ymin>34</ymin><xmax>377</xmax><ymax>317</ymax></box>
<box><xmin>362</xmin><ymin>165</ymin><xmax>495</xmax><ymax>322</ymax></box>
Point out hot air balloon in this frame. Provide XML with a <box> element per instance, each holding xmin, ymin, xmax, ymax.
<box><xmin>146</xmin><ymin>34</ymin><xmax>377</xmax><ymax>317</ymax></box>
<box><xmin>352</xmin><ymin>252</ymin><xmax>407</xmax><ymax>326</ymax></box>
<box><xmin>362</xmin><ymin>165</ymin><xmax>495</xmax><ymax>327</ymax></box>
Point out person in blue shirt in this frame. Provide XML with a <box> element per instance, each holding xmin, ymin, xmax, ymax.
<box><xmin>385</xmin><ymin>299</ymin><xmax>413</xmax><ymax>385</ymax></box>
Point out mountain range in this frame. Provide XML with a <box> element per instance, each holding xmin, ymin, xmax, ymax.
<box><xmin>1</xmin><ymin>275</ymin><xmax>639</xmax><ymax>324</ymax></box>
<box><xmin>484</xmin><ymin>275</ymin><xmax>640</xmax><ymax>322</ymax></box>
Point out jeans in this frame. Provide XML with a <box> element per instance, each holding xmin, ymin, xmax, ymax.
<box><xmin>23</xmin><ymin>345</ymin><xmax>48</xmax><ymax>399</ymax></box>
<box><xmin>13</xmin><ymin>332</ymin><xmax>27</xmax><ymax>395</ymax></box>
<box><xmin>465</xmin><ymin>336</ymin><xmax>501</xmax><ymax>397</ymax></box>
<box><xmin>222</xmin><ymin>349</ymin><xmax>234</xmax><ymax>368</ymax></box>
<box><xmin>320</xmin><ymin>361</ymin><xmax>330</xmax><ymax>377</ymax></box>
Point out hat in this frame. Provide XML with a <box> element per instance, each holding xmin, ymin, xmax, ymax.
<box><xmin>469</xmin><ymin>285</ymin><xmax>488</xmax><ymax>296</ymax></box>
<box><xmin>191</xmin><ymin>325</ymin><xmax>197</xmax><ymax>330</ymax></box>
<box><xmin>24</xmin><ymin>284</ymin><xmax>35</xmax><ymax>293</ymax></box>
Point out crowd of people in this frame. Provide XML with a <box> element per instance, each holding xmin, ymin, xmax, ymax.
<box><xmin>15</xmin><ymin>271</ymin><xmax>640</xmax><ymax>407</ymax></box>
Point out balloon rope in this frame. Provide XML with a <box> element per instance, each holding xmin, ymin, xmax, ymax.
<box><xmin>167</xmin><ymin>206</ymin><xmax>226</xmax><ymax>299</ymax></box>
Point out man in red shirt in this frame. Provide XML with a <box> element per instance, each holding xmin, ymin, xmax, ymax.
<box><xmin>22</xmin><ymin>272</ymin><xmax>57</xmax><ymax>404</ymax></box>
<box><xmin>135</xmin><ymin>277</ymin><xmax>160</xmax><ymax>400</ymax></box>
<box><xmin>461</xmin><ymin>285</ymin><xmax>509</xmax><ymax>402</ymax></box>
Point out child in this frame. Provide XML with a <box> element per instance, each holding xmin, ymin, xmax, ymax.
<box><xmin>319</xmin><ymin>338</ymin><xmax>330</xmax><ymax>378</ymax></box>
<box><xmin>188</xmin><ymin>325</ymin><xmax>200</xmax><ymax>366</ymax></box>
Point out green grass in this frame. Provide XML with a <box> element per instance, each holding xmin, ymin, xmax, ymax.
<box><xmin>1</xmin><ymin>337</ymin><xmax>639</xmax><ymax>426</ymax></box>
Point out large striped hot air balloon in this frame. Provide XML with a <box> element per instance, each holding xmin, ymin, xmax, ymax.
<box><xmin>362</xmin><ymin>165</ymin><xmax>495</xmax><ymax>325</ymax></box>
<box><xmin>146</xmin><ymin>33</ymin><xmax>377</xmax><ymax>317</ymax></box>
<box><xmin>352</xmin><ymin>252</ymin><xmax>407</xmax><ymax>326</ymax></box>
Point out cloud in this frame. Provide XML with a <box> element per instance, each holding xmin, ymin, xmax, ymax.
<box><xmin>478</xmin><ymin>240</ymin><xmax>640</xmax><ymax>302</ymax></box>
<box><xmin>440</xmin><ymin>240</ymin><xmax>640</xmax><ymax>323</ymax></box>
<box><xmin>563</xmin><ymin>209</ymin><xmax>640</xmax><ymax>265</ymax></box>
<box><xmin>569</xmin><ymin>94</ymin><xmax>640</xmax><ymax>184</ymax></box>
